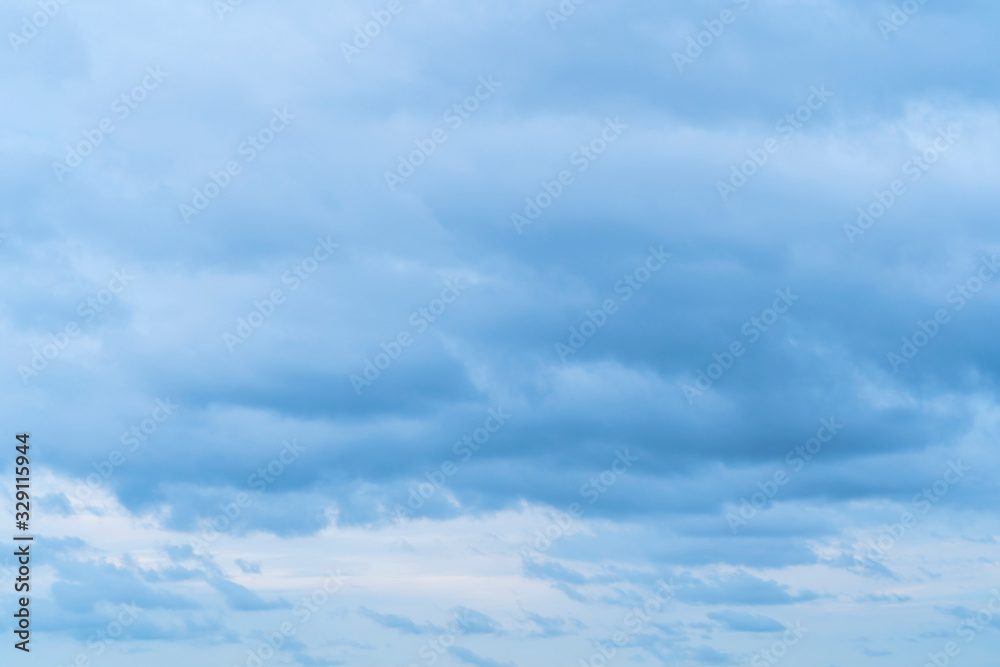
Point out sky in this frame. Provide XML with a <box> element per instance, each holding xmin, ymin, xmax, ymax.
<box><xmin>1</xmin><ymin>0</ymin><xmax>1000</xmax><ymax>665</ymax></box>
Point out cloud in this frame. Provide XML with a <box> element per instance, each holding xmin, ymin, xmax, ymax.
<box><xmin>50</xmin><ymin>558</ymin><xmax>199</xmax><ymax>613</ymax></box>
<box><xmin>3</xmin><ymin>0</ymin><xmax>998</xmax><ymax>663</ymax></box>
<box><xmin>707</xmin><ymin>610</ymin><xmax>785</xmax><ymax>632</ymax></box>
<box><xmin>522</xmin><ymin>558</ymin><xmax>589</xmax><ymax>585</ymax></box>
<box><xmin>453</xmin><ymin>606</ymin><xmax>505</xmax><ymax>636</ymax></box>
<box><xmin>207</xmin><ymin>577</ymin><xmax>290</xmax><ymax>611</ymax></box>
<box><xmin>38</xmin><ymin>492</ymin><xmax>74</xmax><ymax>516</ymax></box>
<box><xmin>448</xmin><ymin>646</ymin><xmax>515</xmax><ymax>667</ymax></box>
<box><xmin>863</xmin><ymin>647</ymin><xmax>892</xmax><ymax>657</ymax></box>
<box><xmin>522</xmin><ymin>611</ymin><xmax>582</xmax><ymax>638</ymax></box>
<box><xmin>857</xmin><ymin>593</ymin><xmax>912</xmax><ymax>603</ymax></box>
<box><xmin>235</xmin><ymin>558</ymin><xmax>263</xmax><ymax>574</ymax></box>
<box><xmin>674</xmin><ymin>572</ymin><xmax>820</xmax><ymax>606</ymax></box>
<box><xmin>358</xmin><ymin>608</ymin><xmax>440</xmax><ymax>635</ymax></box>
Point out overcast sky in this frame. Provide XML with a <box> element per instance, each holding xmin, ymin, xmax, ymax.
<box><xmin>2</xmin><ymin>0</ymin><xmax>999</xmax><ymax>665</ymax></box>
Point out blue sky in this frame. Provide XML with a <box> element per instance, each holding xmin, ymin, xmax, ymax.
<box><xmin>2</xmin><ymin>0</ymin><xmax>1000</xmax><ymax>665</ymax></box>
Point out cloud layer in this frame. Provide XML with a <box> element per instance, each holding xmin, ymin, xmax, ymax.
<box><xmin>2</xmin><ymin>0</ymin><xmax>999</xmax><ymax>665</ymax></box>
